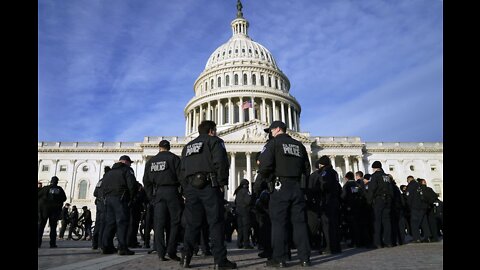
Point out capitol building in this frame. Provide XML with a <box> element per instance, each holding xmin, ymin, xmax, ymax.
<box><xmin>38</xmin><ymin>3</ymin><xmax>443</xmax><ymax>211</ymax></box>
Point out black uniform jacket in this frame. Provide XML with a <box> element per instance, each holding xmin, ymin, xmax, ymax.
<box><xmin>258</xmin><ymin>133</ymin><xmax>310</xmax><ymax>180</ymax></box>
<box><xmin>143</xmin><ymin>151</ymin><xmax>181</xmax><ymax>201</ymax></box>
<box><xmin>101</xmin><ymin>162</ymin><xmax>138</xmax><ymax>201</ymax></box>
<box><xmin>181</xmin><ymin>134</ymin><xmax>230</xmax><ymax>186</ymax></box>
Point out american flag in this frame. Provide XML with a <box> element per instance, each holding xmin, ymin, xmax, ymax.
<box><xmin>242</xmin><ymin>100</ymin><xmax>252</xmax><ymax>109</ymax></box>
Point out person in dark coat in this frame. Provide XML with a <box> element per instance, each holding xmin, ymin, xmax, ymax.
<box><xmin>234</xmin><ymin>179</ymin><xmax>253</xmax><ymax>249</ymax></box>
<box><xmin>101</xmin><ymin>155</ymin><xmax>138</xmax><ymax>255</ymax></box>
<box><xmin>58</xmin><ymin>203</ymin><xmax>71</xmax><ymax>239</ymax></box>
<box><xmin>92</xmin><ymin>166</ymin><xmax>110</xmax><ymax>250</ymax></box>
<box><xmin>67</xmin><ymin>205</ymin><xmax>79</xmax><ymax>240</ymax></box>
<box><xmin>310</xmin><ymin>156</ymin><xmax>342</xmax><ymax>255</ymax></box>
<box><xmin>406</xmin><ymin>176</ymin><xmax>431</xmax><ymax>243</ymax></box>
<box><xmin>179</xmin><ymin>120</ymin><xmax>236</xmax><ymax>269</ymax></box>
<box><xmin>38</xmin><ymin>176</ymin><xmax>67</xmax><ymax>248</ymax></box>
<box><xmin>366</xmin><ymin>161</ymin><xmax>393</xmax><ymax>248</ymax></box>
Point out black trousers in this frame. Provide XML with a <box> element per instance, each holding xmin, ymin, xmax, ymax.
<box><xmin>102</xmin><ymin>196</ymin><xmax>130</xmax><ymax>251</ymax></box>
<box><xmin>183</xmin><ymin>184</ymin><xmax>227</xmax><ymax>264</ymax></box>
<box><xmin>372</xmin><ymin>197</ymin><xmax>392</xmax><ymax>247</ymax></box>
<box><xmin>410</xmin><ymin>208</ymin><xmax>430</xmax><ymax>241</ymax></box>
<box><xmin>269</xmin><ymin>180</ymin><xmax>310</xmax><ymax>262</ymax></box>
<box><xmin>38</xmin><ymin>207</ymin><xmax>61</xmax><ymax>248</ymax></box>
<box><xmin>92</xmin><ymin>202</ymin><xmax>105</xmax><ymax>249</ymax></box>
<box><xmin>236</xmin><ymin>207</ymin><xmax>251</xmax><ymax>246</ymax></box>
<box><xmin>154</xmin><ymin>187</ymin><xmax>182</xmax><ymax>257</ymax></box>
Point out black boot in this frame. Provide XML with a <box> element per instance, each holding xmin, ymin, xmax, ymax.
<box><xmin>180</xmin><ymin>252</ymin><xmax>192</xmax><ymax>268</ymax></box>
<box><xmin>214</xmin><ymin>259</ymin><xmax>237</xmax><ymax>269</ymax></box>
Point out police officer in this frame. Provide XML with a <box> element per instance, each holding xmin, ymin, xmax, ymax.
<box><xmin>406</xmin><ymin>176</ymin><xmax>430</xmax><ymax>243</ymax></box>
<box><xmin>58</xmin><ymin>203</ymin><xmax>70</xmax><ymax>239</ymax></box>
<box><xmin>101</xmin><ymin>155</ymin><xmax>138</xmax><ymax>255</ymax></box>
<box><xmin>38</xmin><ymin>176</ymin><xmax>67</xmax><ymax>248</ymax></box>
<box><xmin>258</xmin><ymin>121</ymin><xmax>311</xmax><ymax>267</ymax></box>
<box><xmin>234</xmin><ymin>179</ymin><xmax>254</xmax><ymax>249</ymax></box>
<box><xmin>366</xmin><ymin>161</ymin><xmax>393</xmax><ymax>248</ymax></box>
<box><xmin>180</xmin><ymin>120</ymin><xmax>236</xmax><ymax>269</ymax></box>
<box><xmin>92</xmin><ymin>166</ymin><xmax>110</xmax><ymax>250</ymax></box>
<box><xmin>311</xmin><ymin>156</ymin><xmax>342</xmax><ymax>254</ymax></box>
<box><xmin>143</xmin><ymin>140</ymin><xmax>183</xmax><ymax>261</ymax></box>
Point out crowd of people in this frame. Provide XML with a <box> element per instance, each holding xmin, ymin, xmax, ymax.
<box><xmin>38</xmin><ymin>120</ymin><xmax>443</xmax><ymax>269</ymax></box>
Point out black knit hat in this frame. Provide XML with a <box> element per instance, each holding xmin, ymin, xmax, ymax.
<box><xmin>318</xmin><ymin>155</ymin><xmax>331</xmax><ymax>166</ymax></box>
<box><xmin>372</xmin><ymin>161</ymin><xmax>382</xmax><ymax>169</ymax></box>
<box><xmin>159</xmin><ymin>140</ymin><xmax>170</xmax><ymax>150</ymax></box>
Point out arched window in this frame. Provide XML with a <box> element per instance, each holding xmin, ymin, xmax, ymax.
<box><xmin>217</xmin><ymin>77</ymin><xmax>221</xmax><ymax>87</ymax></box>
<box><xmin>252</xmin><ymin>74</ymin><xmax>256</xmax><ymax>85</ymax></box>
<box><xmin>78</xmin><ymin>180</ymin><xmax>87</xmax><ymax>199</ymax></box>
<box><xmin>205</xmin><ymin>82</ymin><xmax>207</xmax><ymax>92</ymax></box>
<box><xmin>211</xmin><ymin>79</ymin><xmax>214</xmax><ymax>89</ymax></box>
<box><xmin>268</xmin><ymin>76</ymin><xmax>272</xmax><ymax>87</ymax></box>
<box><xmin>275</xmin><ymin>77</ymin><xmax>278</xmax><ymax>89</ymax></box>
<box><xmin>226</xmin><ymin>75</ymin><xmax>230</xmax><ymax>86</ymax></box>
<box><xmin>234</xmin><ymin>74</ymin><xmax>239</xmax><ymax>85</ymax></box>
<box><xmin>243</xmin><ymin>74</ymin><xmax>247</xmax><ymax>85</ymax></box>
<box><xmin>260</xmin><ymin>75</ymin><xmax>264</xmax><ymax>86</ymax></box>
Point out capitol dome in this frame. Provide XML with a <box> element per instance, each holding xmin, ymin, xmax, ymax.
<box><xmin>184</xmin><ymin>2</ymin><xmax>301</xmax><ymax>136</ymax></box>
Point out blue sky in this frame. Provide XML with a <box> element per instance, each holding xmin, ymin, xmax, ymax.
<box><xmin>38</xmin><ymin>0</ymin><xmax>443</xmax><ymax>143</ymax></box>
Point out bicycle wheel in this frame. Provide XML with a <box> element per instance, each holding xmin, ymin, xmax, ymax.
<box><xmin>71</xmin><ymin>226</ymin><xmax>84</xmax><ymax>241</ymax></box>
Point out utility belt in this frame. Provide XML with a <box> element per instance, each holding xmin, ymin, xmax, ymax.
<box><xmin>188</xmin><ymin>172</ymin><xmax>219</xmax><ymax>189</ymax></box>
<box><xmin>267</xmin><ymin>176</ymin><xmax>302</xmax><ymax>193</ymax></box>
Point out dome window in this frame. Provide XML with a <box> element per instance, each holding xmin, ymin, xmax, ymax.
<box><xmin>260</xmin><ymin>75</ymin><xmax>265</xmax><ymax>86</ymax></box>
<box><xmin>234</xmin><ymin>74</ymin><xmax>239</xmax><ymax>85</ymax></box>
<box><xmin>217</xmin><ymin>77</ymin><xmax>221</xmax><ymax>87</ymax></box>
<box><xmin>242</xmin><ymin>49</ymin><xmax>245</xmax><ymax>53</ymax></box>
<box><xmin>223</xmin><ymin>52</ymin><xmax>225</xmax><ymax>56</ymax></box>
<box><xmin>249</xmin><ymin>49</ymin><xmax>252</xmax><ymax>54</ymax></box>
<box><xmin>235</xmin><ymin>49</ymin><xmax>238</xmax><ymax>53</ymax></box>
<box><xmin>252</xmin><ymin>74</ymin><xmax>256</xmax><ymax>85</ymax></box>
<box><xmin>211</xmin><ymin>79</ymin><xmax>214</xmax><ymax>89</ymax></box>
<box><xmin>255</xmin><ymin>50</ymin><xmax>258</xmax><ymax>54</ymax></box>
<box><xmin>268</xmin><ymin>77</ymin><xmax>272</xmax><ymax>87</ymax></box>
<box><xmin>243</xmin><ymin>74</ymin><xmax>247</xmax><ymax>85</ymax></box>
<box><xmin>226</xmin><ymin>75</ymin><xmax>230</xmax><ymax>86</ymax></box>
<box><xmin>229</xmin><ymin>50</ymin><xmax>232</xmax><ymax>54</ymax></box>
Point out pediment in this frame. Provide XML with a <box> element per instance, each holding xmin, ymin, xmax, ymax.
<box><xmin>218</xmin><ymin>119</ymin><xmax>313</xmax><ymax>144</ymax></box>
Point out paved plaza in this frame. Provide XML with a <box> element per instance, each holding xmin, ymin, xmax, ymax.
<box><xmin>38</xmin><ymin>237</ymin><xmax>443</xmax><ymax>270</ymax></box>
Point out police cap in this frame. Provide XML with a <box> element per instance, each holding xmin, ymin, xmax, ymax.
<box><xmin>263</xmin><ymin>121</ymin><xmax>287</xmax><ymax>133</ymax></box>
<box><xmin>119</xmin><ymin>155</ymin><xmax>133</xmax><ymax>163</ymax></box>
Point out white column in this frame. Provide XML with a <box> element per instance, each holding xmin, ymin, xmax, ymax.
<box><xmin>69</xmin><ymin>160</ymin><xmax>77</xmax><ymax>203</ymax></box>
<box><xmin>229</xmin><ymin>152</ymin><xmax>236</xmax><ymax>200</ymax></box>
<box><xmin>272</xmin><ymin>99</ymin><xmax>277</xmax><ymax>121</ymax></box>
<box><xmin>246</xmin><ymin>152</ymin><xmax>252</xmax><ymax>192</ymax></box>
<box><xmin>261</xmin><ymin>98</ymin><xmax>266</xmax><ymax>122</ymax></box>
<box><xmin>287</xmin><ymin>104</ymin><xmax>292</xmax><ymax>129</ymax></box>
<box><xmin>228</xmin><ymin>98</ymin><xmax>233</xmax><ymax>124</ymax></box>
<box><xmin>218</xmin><ymin>99</ymin><xmax>223</xmax><ymax>125</ymax></box>
<box><xmin>207</xmin><ymin>102</ymin><xmax>211</xmax><ymax>120</ymax></box>
<box><xmin>330</xmin><ymin>155</ymin><xmax>336</xmax><ymax>170</ymax></box>
<box><xmin>249</xmin><ymin>96</ymin><xmax>254</xmax><ymax>121</ymax></box>
<box><xmin>54</xmin><ymin>159</ymin><xmax>59</xmax><ymax>177</ymax></box>
<box><xmin>239</xmin><ymin>97</ymin><xmax>244</xmax><ymax>123</ymax></box>
<box><xmin>353</xmin><ymin>158</ymin><xmax>358</xmax><ymax>172</ymax></box>
<box><xmin>344</xmin><ymin>155</ymin><xmax>350</xmax><ymax>173</ymax></box>
<box><xmin>199</xmin><ymin>106</ymin><xmax>203</xmax><ymax>123</ymax></box>
<box><xmin>185</xmin><ymin>113</ymin><xmax>189</xmax><ymax>136</ymax></box>
<box><xmin>280</xmin><ymin>101</ymin><xmax>285</xmax><ymax>123</ymax></box>
<box><xmin>192</xmin><ymin>108</ymin><xmax>197</xmax><ymax>132</ymax></box>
